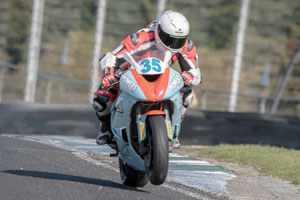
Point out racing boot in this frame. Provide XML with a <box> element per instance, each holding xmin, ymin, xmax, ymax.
<box><xmin>173</xmin><ymin>138</ymin><xmax>181</xmax><ymax>149</ymax></box>
<box><xmin>96</xmin><ymin>115</ymin><xmax>112</xmax><ymax>145</ymax></box>
<box><xmin>96</xmin><ymin>123</ymin><xmax>112</xmax><ymax>145</ymax></box>
<box><xmin>96</xmin><ymin>114</ymin><xmax>117</xmax><ymax>149</ymax></box>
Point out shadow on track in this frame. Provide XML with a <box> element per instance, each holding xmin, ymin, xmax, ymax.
<box><xmin>2</xmin><ymin>170</ymin><xmax>149</xmax><ymax>193</ymax></box>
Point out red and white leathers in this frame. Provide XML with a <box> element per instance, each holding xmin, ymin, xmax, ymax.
<box><xmin>94</xmin><ymin>21</ymin><xmax>201</xmax><ymax>117</ymax></box>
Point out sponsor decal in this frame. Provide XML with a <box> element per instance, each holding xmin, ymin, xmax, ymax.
<box><xmin>139</xmin><ymin>122</ymin><xmax>145</xmax><ymax>140</ymax></box>
<box><xmin>169</xmin><ymin>75</ymin><xmax>182</xmax><ymax>90</ymax></box>
<box><xmin>167</xmin><ymin>121</ymin><xmax>172</xmax><ymax>138</ymax></box>
<box><xmin>122</xmin><ymin>75</ymin><xmax>138</xmax><ymax>92</ymax></box>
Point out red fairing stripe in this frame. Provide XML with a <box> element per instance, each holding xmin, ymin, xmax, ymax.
<box><xmin>131</xmin><ymin>68</ymin><xmax>170</xmax><ymax>102</ymax></box>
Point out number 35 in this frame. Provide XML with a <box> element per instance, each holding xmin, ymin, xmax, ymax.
<box><xmin>141</xmin><ymin>58</ymin><xmax>161</xmax><ymax>73</ymax></box>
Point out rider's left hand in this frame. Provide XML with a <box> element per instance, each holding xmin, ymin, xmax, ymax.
<box><xmin>181</xmin><ymin>71</ymin><xmax>194</xmax><ymax>86</ymax></box>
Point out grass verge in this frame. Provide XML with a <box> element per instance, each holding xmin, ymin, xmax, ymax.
<box><xmin>176</xmin><ymin>144</ymin><xmax>300</xmax><ymax>185</ymax></box>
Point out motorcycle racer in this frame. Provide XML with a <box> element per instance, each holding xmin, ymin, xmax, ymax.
<box><xmin>92</xmin><ymin>10</ymin><xmax>202</xmax><ymax>147</ymax></box>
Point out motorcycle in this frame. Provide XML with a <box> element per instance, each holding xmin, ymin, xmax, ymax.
<box><xmin>109</xmin><ymin>45</ymin><xmax>184</xmax><ymax>187</ymax></box>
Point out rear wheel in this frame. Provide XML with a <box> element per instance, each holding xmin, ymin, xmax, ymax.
<box><xmin>144</xmin><ymin>115</ymin><xmax>169</xmax><ymax>185</ymax></box>
<box><xmin>119</xmin><ymin>158</ymin><xmax>148</xmax><ymax>187</ymax></box>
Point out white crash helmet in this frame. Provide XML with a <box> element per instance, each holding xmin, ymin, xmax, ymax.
<box><xmin>155</xmin><ymin>10</ymin><xmax>190</xmax><ymax>53</ymax></box>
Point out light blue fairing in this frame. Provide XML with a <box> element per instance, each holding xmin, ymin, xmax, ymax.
<box><xmin>111</xmin><ymin>69</ymin><xmax>184</xmax><ymax>171</ymax></box>
<box><xmin>164</xmin><ymin>68</ymin><xmax>184</xmax><ymax>141</ymax></box>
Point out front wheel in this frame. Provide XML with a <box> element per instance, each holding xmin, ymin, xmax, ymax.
<box><xmin>144</xmin><ymin>115</ymin><xmax>169</xmax><ymax>185</ymax></box>
<box><xmin>119</xmin><ymin>158</ymin><xmax>148</xmax><ymax>187</ymax></box>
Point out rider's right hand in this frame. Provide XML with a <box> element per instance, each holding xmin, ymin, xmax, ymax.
<box><xmin>102</xmin><ymin>67</ymin><xmax>118</xmax><ymax>88</ymax></box>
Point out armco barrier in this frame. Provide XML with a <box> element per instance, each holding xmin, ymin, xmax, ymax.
<box><xmin>0</xmin><ymin>101</ymin><xmax>99</xmax><ymax>138</ymax></box>
<box><xmin>1</xmin><ymin>101</ymin><xmax>300</xmax><ymax>149</ymax></box>
<box><xmin>180</xmin><ymin>109</ymin><xmax>300</xmax><ymax>149</ymax></box>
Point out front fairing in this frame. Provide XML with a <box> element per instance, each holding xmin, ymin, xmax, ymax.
<box><xmin>120</xmin><ymin>64</ymin><xmax>184</xmax><ymax>101</ymax></box>
<box><xmin>164</xmin><ymin>68</ymin><xmax>184</xmax><ymax>99</ymax></box>
<box><xmin>119</xmin><ymin>70</ymin><xmax>148</xmax><ymax>101</ymax></box>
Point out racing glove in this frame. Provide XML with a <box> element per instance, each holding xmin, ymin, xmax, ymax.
<box><xmin>181</xmin><ymin>71</ymin><xmax>194</xmax><ymax>86</ymax></box>
<box><xmin>102</xmin><ymin>67</ymin><xmax>118</xmax><ymax>88</ymax></box>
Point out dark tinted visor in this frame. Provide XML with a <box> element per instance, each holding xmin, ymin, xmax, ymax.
<box><xmin>158</xmin><ymin>25</ymin><xmax>187</xmax><ymax>49</ymax></box>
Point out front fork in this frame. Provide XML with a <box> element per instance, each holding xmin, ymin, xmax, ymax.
<box><xmin>136</xmin><ymin>105</ymin><xmax>180</xmax><ymax>156</ymax></box>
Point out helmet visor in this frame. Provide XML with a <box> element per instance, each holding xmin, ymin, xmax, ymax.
<box><xmin>158</xmin><ymin>25</ymin><xmax>187</xmax><ymax>49</ymax></box>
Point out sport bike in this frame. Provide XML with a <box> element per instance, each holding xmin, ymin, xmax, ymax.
<box><xmin>109</xmin><ymin>45</ymin><xmax>185</xmax><ymax>187</ymax></box>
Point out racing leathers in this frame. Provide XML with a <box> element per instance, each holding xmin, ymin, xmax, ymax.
<box><xmin>93</xmin><ymin>21</ymin><xmax>201</xmax><ymax>145</ymax></box>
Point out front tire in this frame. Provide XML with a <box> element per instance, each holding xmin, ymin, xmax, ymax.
<box><xmin>119</xmin><ymin>158</ymin><xmax>148</xmax><ymax>187</ymax></box>
<box><xmin>144</xmin><ymin>115</ymin><xmax>169</xmax><ymax>185</ymax></box>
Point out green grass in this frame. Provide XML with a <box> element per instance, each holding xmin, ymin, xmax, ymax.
<box><xmin>177</xmin><ymin>144</ymin><xmax>300</xmax><ymax>185</ymax></box>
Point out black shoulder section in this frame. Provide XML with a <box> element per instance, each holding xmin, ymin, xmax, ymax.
<box><xmin>177</xmin><ymin>52</ymin><xmax>192</xmax><ymax>71</ymax></box>
<box><xmin>130</xmin><ymin>33</ymin><xmax>140</xmax><ymax>46</ymax></box>
<box><xmin>187</xmin><ymin>39</ymin><xmax>195</xmax><ymax>52</ymax></box>
<box><xmin>175</xmin><ymin>52</ymin><xmax>182</xmax><ymax>59</ymax></box>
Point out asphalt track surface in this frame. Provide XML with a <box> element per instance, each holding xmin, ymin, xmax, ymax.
<box><xmin>0</xmin><ymin>135</ymin><xmax>221</xmax><ymax>200</ymax></box>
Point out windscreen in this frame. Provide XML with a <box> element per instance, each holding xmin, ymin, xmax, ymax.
<box><xmin>131</xmin><ymin>45</ymin><xmax>166</xmax><ymax>63</ymax></box>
